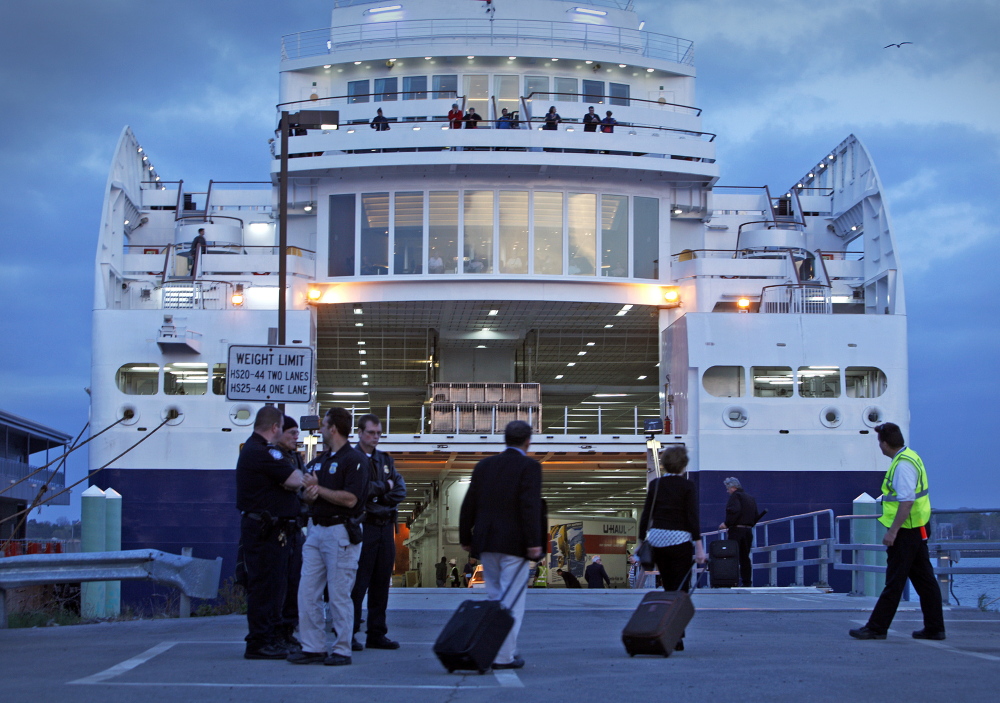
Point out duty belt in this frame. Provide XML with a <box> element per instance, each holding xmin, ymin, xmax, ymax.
<box><xmin>312</xmin><ymin>515</ymin><xmax>349</xmax><ymax>527</ymax></box>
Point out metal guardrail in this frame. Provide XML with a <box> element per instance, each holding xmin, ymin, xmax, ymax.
<box><xmin>0</xmin><ymin>549</ymin><xmax>223</xmax><ymax>628</ymax></box>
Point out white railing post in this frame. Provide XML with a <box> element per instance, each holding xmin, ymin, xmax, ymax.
<box><xmin>385</xmin><ymin>405</ymin><xmax>391</xmax><ymax>435</ymax></box>
<box><xmin>597</xmin><ymin>406</ymin><xmax>602</xmax><ymax>434</ymax></box>
<box><xmin>419</xmin><ymin>404</ymin><xmax>425</xmax><ymax>435</ymax></box>
<box><xmin>564</xmin><ymin>406</ymin><xmax>568</xmax><ymax>434</ymax></box>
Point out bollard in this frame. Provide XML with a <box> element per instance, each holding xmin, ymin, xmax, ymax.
<box><xmin>80</xmin><ymin>485</ymin><xmax>107</xmax><ymax>618</ymax></box>
<box><xmin>104</xmin><ymin>488</ymin><xmax>122</xmax><ymax>616</ymax></box>
<box><xmin>179</xmin><ymin>547</ymin><xmax>192</xmax><ymax>618</ymax></box>
<box><xmin>852</xmin><ymin>493</ymin><xmax>887</xmax><ymax>597</ymax></box>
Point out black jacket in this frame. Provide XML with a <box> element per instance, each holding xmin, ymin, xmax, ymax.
<box><xmin>459</xmin><ymin>448</ymin><xmax>542</xmax><ymax>558</ymax></box>
<box><xmin>638</xmin><ymin>475</ymin><xmax>700</xmax><ymax>540</ymax></box>
<box><xmin>355</xmin><ymin>445</ymin><xmax>406</xmax><ymax>525</ymax></box>
<box><xmin>724</xmin><ymin>488</ymin><xmax>758</xmax><ymax>528</ymax></box>
<box><xmin>584</xmin><ymin>562</ymin><xmax>611</xmax><ymax>588</ymax></box>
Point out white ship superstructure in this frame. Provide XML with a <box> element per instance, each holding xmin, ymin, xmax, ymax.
<box><xmin>89</xmin><ymin>0</ymin><xmax>904</xmax><ymax>593</ymax></box>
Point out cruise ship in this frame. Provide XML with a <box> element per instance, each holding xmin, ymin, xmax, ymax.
<box><xmin>88</xmin><ymin>0</ymin><xmax>905</xmax><ymax>595</ymax></box>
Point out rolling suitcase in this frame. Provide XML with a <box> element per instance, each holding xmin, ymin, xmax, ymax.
<box><xmin>708</xmin><ymin>539</ymin><xmax>740</xmax><ymax>587</ymax></box>
<box><xmin>621</xmin><ymin>589</ymin><xmax>695</xmax><ymax>657</ymax></box>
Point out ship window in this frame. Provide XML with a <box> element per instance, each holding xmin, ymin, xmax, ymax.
<box><xmin>797</xmin><ymin>366</ymin><xmax>841</xmax><ymax>398</ymax></box>
<box><xmin>361</xmin><ymin>192</ymin><xmax>389</xmax><ymax>275</ymax></box>
<box><xmin>432</xmin><ymin>75</ymin><xmax>458</xmax><ymax>100</ymax></box>
<box><xmin>464</xmin><ymin>190</ymin><xmax>494</xmax><ymax>273</ymax></box>
<box><xmin>703</xmin><ymin>366</ymin><xmax>745</xmax><ymax>398</ymax></box>
<box><xmin>525</xmin><ymin>75</ymin><xmax>549</xmax><ymax>102</ymax></box>
<box><xmin>554</xmin><ymin>77</ymin><xmax>578</xmax><ymax>102</ymax></box>
<box><xmin>601</xmin><ymin>194</ymin><xmax>628</xmax><ymax>277</ymax></box>
<box><xmin>374</xmin><ymin>77</ymin><xmax>397</xmax><ymax>102</ymax></box>
<box><xmin>609</xmin><ymin>82</ymin><xmax>630</xmax><ymax>107</ymax></box>
<box><xmin>164</xmin><ymin>363</ymin><xmax>208</xmax><ymax>396</ymax></box>
<box><xmin>568</xmin><ymin>193</ymin><xmax>597</xmax><ymax>275</ymax></box>
<box><xmin>428</xmin><ymin>191</ymin><xmax>458</xmax><ymax>274</ymax></box>
<box><xmin>494</xmin><ymin>75</ymin><xmax>520</xmax><ymax>116</ymax></box>
<box><xmin>633</xmin><ymin>197</ymin><xmax>659</xmax><ymax>279</ymax></box>
<box><xmin>328</xmin><ymin>194</ymin><xmax>356</xmax><ymax>276</ymax></box>
<box><xmin>393</xmin><ymin>191</ymin><xmax>423</xmax><ymax>274</ymax></box>
<box><xmin>534</xmin><ymin>191</ymin><xmax>563</xmax><ymax>275</ymax></box>
<box><xmin>463</xmin><ymin>75</ymin><xmax>488</xmax><ymax>103</ymax></box>
<box><xmin>402</xmin><ymin>75</ymin><xmax>427</xmax><ymax>100</ymax></box>
<box><xmin>582</xmin><ymin>80</ymin><xmax>604</xmax><ymax>104</ymax></box>
<box><xmin>116</xmin><ymin>363</ymin><xmax>159</xmax><ymax>395</ymax></box>
<box><xmin>846</xmin><ymin>366</ymin><xmax>887</xmax><ymax>398</ymax></box>
<box><xmin>752</xmin><ymin>366</ymin><xmax>794</xmax><ymax>397</ymax></box>
<box><xmin>499</xmin><ymin>191</ymin><xmax>528</xmax><ymax>274</ymax></box>
<box><xmin>212</xmin><ymin>364</ymin><xmax>227</xmax><ymax>395</ymax></box>
<box><xmin>348</xmin><ymin>79</ymin><xmax>369</xmax><ymax>104</ymax></box>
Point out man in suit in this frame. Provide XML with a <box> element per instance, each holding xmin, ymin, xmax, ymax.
<box><xmin>459</xmin><ymin>421</ymin><xmax>543</xmax><ymax>670</ymax></box>
<box><xmin>584</xmin><ymin>556</ymin><xmax>611</xmax><ymax>589</ymax></box>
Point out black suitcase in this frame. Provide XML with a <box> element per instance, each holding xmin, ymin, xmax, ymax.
<box><xmin>621</xmin><ymin>590</ymin><xmax>695</xmax><ymax>657</ymax></box>
<box><xmin>434</xmin><ymin>598</ymin><xmax>514</xmax><ymax>674</ymax></box>
<box><xmin>709</xmin><ymin>539</ymin><xmax>740</xmax><ymax>587</ymax></box>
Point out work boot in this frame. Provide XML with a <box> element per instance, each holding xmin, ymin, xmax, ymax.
<box><xmin>849</xmin><ymin>626</ymin><xmax>887</xmax><ymax>640</ymax></box>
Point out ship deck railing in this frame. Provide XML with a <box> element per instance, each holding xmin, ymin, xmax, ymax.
<box><xmin>281</xmin><ymin>19</ymin><xmax>694</xmax><ymax>66</ymax></box>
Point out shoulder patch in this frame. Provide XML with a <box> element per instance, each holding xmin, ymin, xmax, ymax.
<box><xmin>269</xmin><ymin>448</ymin><xmax>284</xmax><ymax>461</ymax></box>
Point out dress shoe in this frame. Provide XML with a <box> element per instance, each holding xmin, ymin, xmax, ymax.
<box><xmin>849</xmin><ymin>626</ymin><xmax>887</xmax><ymax>640</ymax></box>
<box><xmin>366</xmin><ymin>636</ymin><xmax>400</xmax><ymax>650</ymax></box>
<box><xmin>282</xmin><ymin>635</ymin><xmax>302</xmax><ymax>653</ymax></box>
<box><xmin>286</xmin><ymin>650</ymin><xmax>326</xmax><ymax>665</ymax></box>
<box><xmin>244</xmin><ymin>643</ymin><xmax>289</xmax><ymax>660</ymax></box>
<box><xmin>492</xmin><ymin>657</ymin><xmax>525</xmax><ymax>670</ymax></box>
<box><xmin>351</xmin><ymin>637</ymin><xmax>365</xmax><ymax>652</ymax></box>
<box><xmin>674</xmin><ymin>639</ymin><xmax>684</xmax><ymax>652</ymax></box>
<box><xmin>324</xmin><ymin>653</ymin><xmax>352</xmax><ymax>666</ymax></box>
<box><xmin>912</xmin><ymin>629</ymin><xmax>946</xmax><ymax>640</ymax></box>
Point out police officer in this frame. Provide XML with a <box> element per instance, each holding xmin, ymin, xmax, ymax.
<box><xmin>288</xmin><ymin>407</ymin><xmax>369</xmax><ymax>666</ymax></box>
<box><xmin>274</xmin><ymin>415</ymin><xmax>307</xmax><ymax>651</ymax></box>
<box><xmin>850</xmin><ymin>422</ymin><xmax>945</xmax><ymax>640</ymax></box>
<box><xmin>236</xmin><ymin>406</ymin><xmax>304</xmax><ymax>659</ymax></box>
<box><xmin>719</xmin><ymin>477</ymin><xmax>758</xmax><ymax>587</ymax></box>
<box><xmin>350</xmin><ymin>414</ymin><xmax>406</xmax><ymax>651</ymax></box>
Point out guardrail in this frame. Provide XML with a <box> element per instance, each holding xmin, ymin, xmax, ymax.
<box><xmin>0</xmin><ymin>549</ymin><xmax>223</xmax><ymax>628</ymax></box>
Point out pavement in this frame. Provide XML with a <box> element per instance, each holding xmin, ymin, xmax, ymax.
<box><xmin>2</xmin><ymin>588</ymin><xmax>999</xmax><ymax>703</ymax></box>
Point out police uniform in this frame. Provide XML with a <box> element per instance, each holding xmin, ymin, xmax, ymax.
<box><xmin>297</xmin><ymin>442</ymin><xmax>369</xmax><ymax>659</ymax></box>
<box><xmin>235</xmin><ymin>432</ymin><xmax>300</xmax><ymax>657</ymax></box>
<box><xmin>351</xmin><ymin>445</ymin><xmax>406</xmax><ymax>647</ymax></box>
<box><xmin>280</xmin><ymin>447</ymin><xmax>307</xmax><ymax>644</ymax></box>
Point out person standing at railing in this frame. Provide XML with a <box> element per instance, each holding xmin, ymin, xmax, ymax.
<box><xmin>543</xmin><ymin>106</ymin><xmax>561</xmax><ymax>130</ymax></box>
<box><xmin>582</xmin><ymin>106</ymin><xmax>600</xmax><ymax>133</ymax></box>
<box><xmin>850</xmin><ymin>422</ymin><xmax>945</xmax><ymax>641</ymax></box>
<box><xmin>448</xmin><ymin>103</ymin><xmax>463</xmax><ymax>129</ymax></box>
<box><xmin>182</xmin><ymin>228</ymin><xmax>207</xmax><ymax>277</ymax></box>
<box><xmin>496</xmin><ymin>108</ymin><xmax>516</xmax><ymax>129</ymax></box>
<box><xmin>719</xmin><ymin>477</ymin><xmax>758</xmax><ymax>587</ymax></box>
<box><xmin>600</xmin><ymin>110</ymin><xmax>618</xmax><ymax>133</ymax></box>
<box><xmin>370</xmin><ymin>108</ymin><xmax>390</xmax><ymax>132</ymax></box>
<box><xmin>463</xmin><ymin>106</ymin><xmax>483</xmax><ymax>128</ymax></box>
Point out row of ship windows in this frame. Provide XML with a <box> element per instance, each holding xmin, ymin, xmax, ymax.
<box><xmin>345</xmin><ymin>75</ymin><xmax>631</xmax><ymax>107</ymax></box>
<box><xmin>116</xmin><ymin>363</ymin><xmax>227</xmax><ymax>396</ymax></box>
<box><xmin>703</xmin><ymin>366</ymin><xmax>887</xmax><ymax>399</ymax></box>
<box><xmin>329</xmin><ymin>190</ymin><xmax>660</xmax><ymax>279</ymax></box>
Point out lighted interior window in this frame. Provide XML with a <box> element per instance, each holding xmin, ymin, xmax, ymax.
<box><xmin>164</xmin><ymin>363</ymin><xmax>208</xmax><ymax>396</ymax></box>
<box><xmin>752</xmin><ymin>366</ymin><xmax>794</xmax><ymax>398</ymax></box>
<box><xmin>703</xmin><ymin>366</ymin><xmax>745</xmax><ymax>398</ymax></box>
<box><xmin>534</xmin><ymin>191</ymin><xmax>563</xmax><ymax>275</ymax></box>
<box><xmin>582</xmin><ymin>79</ymin><xmax>604</xmax><ymax>104</ymax></box>
<box><xmin>525</xmin><ymin>75</ymin><xmax>549</xmax><ymax>102</ymax></box>
<box><xmin>846</xmin><ymin>367</ymin><xmax>887</xmax><ymax>398</ymax></box>
<box><xmin>116</xmin><ymin>363</ymin><xmax>159</xmax><ymax>395</ymax></box>
<box><xmin>554</xmin><ymin>77</ymin><xmax>578</xmax><ymax>102</ymax></box>
<box><xmin>432</xmin><ymin>75</ymin><xmax>457</xmax><ymax>100</ymax></box>
<box><xmin>568</xmin><ymin>193</ymin><xmax>596</xmax><ymax>275</ymax></box>
<box><xmin>601</xmin><ymin>194</ymin><xmax>628</xmax><ymax>277</ymax></box>
<box><xmin>374</xmin><ymin>77</ymin><xmax>397</xmax><ymax>102</ymax></box>
<box><xmin>348</xmin><ymin>79</ymin><xmax>369</xmax><ymax>104</ymax></box>
<box><xmin>797</xmin><ymin>366</ymin><xmax>841</xmax><ymax>398</ymax></box>
<box><xmin>212</xmin><ymin>364</ymin><xmax>227</xmax><ymax>395</ymax></box>
<box><xmin>609</xmin><ymin>82</ymin><xmax>630</xmax><ymax>107</ymax></box>
<box><xmin>499</xmin><ymin>191</ymin><xmax>528</xmax><ymax>274</ymax></box>
<box><xmin>393</xmin><ymin>191</ymin><xmax>423</xmax><ymax>274</ymax></box>
<box><xmin>463</xmin><ymin>190</ymin><xmax>494</xmax><ymax>274</ymax></box>
<box><xmin>494</xmin><ymin>75</ymin><xmax>520</xmax><ymax>116</ymax></box>
<box><xmin>402</xmin><ymin>75</ymin><xmax>427</xmax><ymax>100</ymax></box>
<box><xmin>328</xmin><ymin>194</ymin><xmax>356</xmax><ymax>276</ymax></box>
<box><xmin>428</xmin><ymin>191</ymin><xmax>458</xmax><ymax>274</ymax></box>
<box><xmin>360</xmin><ymin>192</ymin><xmax>389</xmax><ymax>275</ymax></box>
<box><xmin>633</xmin><ymin>196</ymin><xmax>659</xmax><ymax>279</ymax></box>
<box><xmin>463</xmin><ymin>74</ymin><xmax>488</xmax><ymax>103</ymax></box>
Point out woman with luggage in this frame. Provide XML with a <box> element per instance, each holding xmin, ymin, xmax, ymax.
<box><xmin>637</xmin><ymin>446</ymin><xmax>707</xmax><ymax>650</ymax></box>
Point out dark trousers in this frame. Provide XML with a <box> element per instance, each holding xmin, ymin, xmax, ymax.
<box><xmin>731</xmin><ymin>527</ymin><xmax>754</xmax><ymax>586</ymax></box>
<box><xmin>351</xmin><ymin>521</ymin><xmax>396</xmax><ymax>639</ymax></box>
<box><xmin>652</xmin><ymin>542</ymin><xmax>694</xmax><ymax>593</ymax></box>
<box><xmin>241</xmin><ymin>516</ymin><xmax>291</xmax><ymax>648</ymax></box>
<box><xmin>867</xmin><ymin>526</ymin><xmax>945</xmax><ymax>634</ymax></box>
<box><xmin>281</xmin><ymin>527</ymin><xmax>303</xmax><ymax>637</ymax></box>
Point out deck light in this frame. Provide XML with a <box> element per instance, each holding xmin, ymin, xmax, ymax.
<box><xmin>231</xmin><ymin>284</ymin><xmax>245</xmax><ymax>307</ymax></box>
<box><xmin>488</xmin><ymin>309</ymin><xmax>499</xmax><ymax>315</ymax></box>
<box><xmin>137</xmin><ymin>147</ymin><xmax>143</xmax><ymax>153</ymax></box>
<box><xmin>638</xmin><ymin>375</ymin><xmax>647</xmax><ymax>380</ymax></box>
<box><xmin>354</xmin><ymin>306</ymin><xmax>363</xmax><ymax>314</ymax></box>
<box><xmin>639</xmin><ymin>21</ymin><xmax>645</xmax><ymax>30</ymax></box>
<box><xmin>307</xmin><ymin>288</ymin><xmax>322</xmax><ymax>301</ymax></box>
<box><xmin>585</xmin><ymin>60</ymin><xmax>593</xmax><ymax>64</ymax></box>
<box><xmin>324</xmin><ymin>64</ymin><xmax>331</xmax><ymax>69</ymax></box>
<box><xmin>573</xmin><ymin>7</ymin><xmax>607</xmax><ymax>16</ymax></box>
<box><xmin>820</xmin><ymin>163</ymin><xmax>826</xmax><ymax>168</ymax></box>
<box><xmin>555</xmin><ymin>374</ymin><xmax>564</xmax><ymax>379</ymax></box>
<box><xmin>467</xmin><ymin>55</ymin><xmax>475</xmax><ymax>59</ymax></box>
<box><xmin>828</xmin><ymin>154</ymin><xmax>835</xmax><ymax>160</ymax></box>
<box><xmin>662</xmin><ymin>287</ymin><xmax>681</xmax><ymax>308</ymax></box>
<box><xmin>355</xmin><ymin>322</ymin><xmax>364</xmax><ymax>327</ymax></box>
<box><xmin>142</xmin><ymin>155</ymin><xmax>148</xmax><ymax>161</ymax></box>
<box><xmin>567</xmin><ymin>362</ymin><xmax>576</xmax><ymax>367</ymax></box>
<box><xmin>508</xmin><ymin>56</ymin><xmax>517</xmax><ymax>60</ymax></box>
<box><xmin>360</xmin><ymin>360</ymin><xmax>367</xmax><ymax>365</ymax></box>
<box><xmin>577</xmin><ymin>351</ymin><xmax>587</xmax><ymax>356</ymax></box>
<box><xmin>368</xmin><ymin>5</ymin><xmax>402</xmax><ymax>13</ymax></box>
<box><xmin>551</xmin><ymin>58</ymin><xmax>559</xmax><ymax>61</ymax></box>
<box><xmin>808</xmin><ymin>172</ymin><xmax>814</xmax><ymax>178</ymax></box>
<box><xmin>737</xmin><ymin>297</ymin><xmax>751</xmax><ymax>309</ymax></box>
<box><xmin>359</xmin><ymin>350</ymin><xmax>367</xmax><ymax>354</ymax></box>
<box><xmin>304</xmin><ymin>203</ymin><xmax>313</xmax><ymax>212</ymax></box>
<box><xmin>354</xmin><ymin>61</ymin><xmax>362</xmax><ymax>65</ymax></box>
<box><xmin>362</xmin><ymin>374</ymin><xmax>368</xmax><ymax>378</ymax></box>
<box><xmin>646</xmin><ymin>68</ymin><xmax>654</xmax><ymax>72</ymax></box>
<box><xmin>363</xmin><ymin>382</ymin><xmax>369</xmax><ymax>386</ymax></box>
<box><xmin>619</xmin><ymin>64</ymin><xmax>627</xmax><ymax>68</ymax></box>
<box><xmin>586</xmin><ymin>342</ymin><xmax>595</xmax><ymax>346</ymax></box>
<box><xmin>425</xmin><ymin>56</ymin><xmax>432</xmax><ymax>60</ymax></box>
<box><xmin>604</xmin><ymin>324</ymin><xmax>613</xmax><ymax>328</ymax></box>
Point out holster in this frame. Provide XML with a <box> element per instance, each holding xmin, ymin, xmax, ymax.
<box><xmin>345</xmin><ymin>513</ymin><xmax>365</xmax><ymax>544</ymax></box>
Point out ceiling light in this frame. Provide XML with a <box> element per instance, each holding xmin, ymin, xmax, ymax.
<box><xmin>424</xmin><ymin>56</ymin><xmax>432</xmax><ymax>60</ymax></box>
<box><xmin>555</xmin><ymin>374</ymin><xmax>564</xmax><ymax>379</ymax></box>
<box><xmin>551</xmin><ymin>58</ymin><xmax>559</xmax><ymax>61</ymax></box>
<box><xmin>467</xmin><ymin>55</ymin><xmax>475</xmax><ymax>59</ymax></box>
<box><xmin>604</xmin><ymin>324</ymin><xmax>613</xmax><ymax>328</ymax></box>
<box><xmin>639</xmin><ymin>21</ymin><xmax>646</xmax><ymax>29</ymax></box>
<box><xmin>307</xmin><ymin>288</ymin><xmax>322</xmax><ymax>301</ymax></box>
<box><xmin>357</xmin><ymin>341</ymin><xmax>365</xmax><ymax>345</ymax></box>
<box><xmin>646</xmin><ymin>68</ymin><xmax>654</xmax><ymax>72</ymax></box>
<box><xmin>359</xmin><ymin>350</ymin><xmax>366</xmax><ymax>354</ymax></box>
<box><xmin>354</xmin><ymin>61</ymin><xmax>362</xmax><ymax>65</ymax></box>
<box><xmin>586</xmin><ymin>342</ymin><xmax>595</xmax><ymax>346</ymax></box>
<box><xmin>488</xmin><ymin>309</ymin><xmax>499</xmax><ymax>315</ymax></box>
<box><xmin>820</xmin><ymin>163</ymin><xmax>826</xmax><ymax>168</ymax></box>
<box><xmin>673</xmin><ymin>208</ymin><xmax>683</xmax><ymax>215</ymax></box>
<box><xmin>362</xmin><ymin>382</ymin><xmax>369</xmax><ymax>386</ymax></box>
<box><xmin>851</xmin><ymin>225</ymin><xmax>857</xmax><ymax>231</ymax></box>
<box><xmin>355</xmin><ymin>322</ymin><xmax>364</xmax><ymax>327</ymax></box>
<box><xmin>574</xmin><ymin>7</ymin><xmax>607</xmax><ymax>16</ymax></box>
<box><xmin>137</xmin><ymin>147</ymin><xmax>143</xmax><ymax>153</ymax></box>
<box><xmin>124</xmin><ymin>219</ymin><xmax>130</xmax><ymax>225</ymax></box>
<box><xmin>304</xmin><ymin>204</ymin><xmax>313</xmax><ymax>212</ymax></box>
<box><xmin>621</xmin><ymin>304</ymin><xmax>633</xmax><ymax>311</ymax></box>
<box><xmin>828</xmin><ymin>154</ymin><xmax>835</xmax><ymax>160</ymax></box>
<box><xmin>508</xmin><ymin>56</ymin><xmax>517</xmax><ymax>60</ymax></box>
<box><xmin>577</xmin><ymin>351</ymin><xmax>587</xmax><ymax>356</ymax></box>
<box><xmin>368</xmin><ymin>5</ymin><xmax>402</xmax><ymax>13</ymax></box>
<box><xmin>567</xmin><ymin>362</ymin><xmax>576</xmax><ymax>367</ymax></box>
<box><xmin>619</xmin><ymin>63</ymin><xmax>627</xmax><ymax>68</ymax></box>
<box><xmin>476</xmin><ymin>345</ymin><xmax>487</xmax><ymax>349</ymax></box>
<box><xmin>637</xmin><ymin>375</ymin><xmax>647</xmax><ymax>380</ymax></box>
<box><xmin>333</xmin><ymin>392</ymin><xmax>367</xmax><ymax>396</ymax></box>
<box><xmin>808</xmin><ymin>172</ymin><xmax>814</xmax><ymax>178</ymax></box>
<box><xmin>324</xmin><ymin>64</ymin><xmax>331</xmax><ymax>69</ymax></box>
<box><xmin>361</xmin><ymin>374</ymin><xmax>368</xmax><ymax>378</ymax></box>
<box><xmin>585</xmin><ymin>61</ymin><xmax>593</xmax><ymax>64</ymax></box>
<box><xmin>737</xmin><ymin>297</ymin><xmax>751</xmax><ymax>309</ymax></box>
<box><xmin>353</xmin><ymin>306</ymin><xmax>363</xmax><ymax>314</ymax></box>
<box><xmin>360</xmin><ymin>360</ymin><xmax>367</xmax><ymax>365</ymax></box>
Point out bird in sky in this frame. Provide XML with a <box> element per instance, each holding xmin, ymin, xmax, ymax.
<box><xmin>884</xmin><ymin>42</ymin><xmax>913</xmax><ymax>48</ymax></box>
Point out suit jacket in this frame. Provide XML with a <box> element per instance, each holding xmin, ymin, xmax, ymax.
<box><xmin>459</xmin><ymin>447</ymin><xmax>542</xmax><ymax>558</ymax></box>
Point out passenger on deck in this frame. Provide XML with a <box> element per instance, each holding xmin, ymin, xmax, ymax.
<box><xmin>496</xmin><ymin>108</ymin><xmax>516</xmax><ymax>129</ymax></box>
<box><xmin>463</xmin><ymin>107</ymin><xmax>483</xmax><ymax>128</ymax></box>
<box><xmin>370</xmin><ymin>108</ymin><xmax>390</xmax><ymax>131</ymax></box>
<box><xmin>600</xmin><ymin>111</ymin><xmax>617</xmax><ymax>133</ymax></box>
<box><xmin>448</xmin><ymin>104</ymin><xmax>463</xmax><ymax>129</ymax></box>
<box><xmin>184</xmin><ymin>228</ymin><xmax>208</xmax><ymax>277</ymax></box>
<box><xmin>543</xmin><ymin>106</ymin><xmax>561</xmax><ymax>130</ymax></box>
<box><xmin>582</xmin><ymin>106</ymin><xmax>600</xmax><ymax>132</ymax></box>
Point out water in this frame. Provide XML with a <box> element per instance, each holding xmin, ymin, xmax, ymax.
<box><xmin>943</xmin><ymin>556</ymin><xmax>1000</xmax><ymax>609</ymax></box>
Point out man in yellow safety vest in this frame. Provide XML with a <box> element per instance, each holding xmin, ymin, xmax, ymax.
<box><xmin>849</xmin><ymin>423</ymin><xmax>945</xmax><ymax>641</ymax></box>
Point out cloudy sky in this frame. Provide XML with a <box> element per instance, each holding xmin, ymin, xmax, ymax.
<box><xmin>1</xmin><ymin>0</ymin><xmax>997</xmax><ymax>515</ymax></box>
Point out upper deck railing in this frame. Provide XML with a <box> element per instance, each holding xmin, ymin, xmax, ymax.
<box><xmin>331</xmin><ymin>0</ymin><xmax>635</xmax><ymax>7</ymax></box>
<box><xmin>281</xmin><ymin>19</ymin><xmax>694</xmax><ymax>65</ymax></box>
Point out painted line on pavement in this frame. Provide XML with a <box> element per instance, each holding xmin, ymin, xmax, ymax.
<box><xmin>493</xmin><ymin>669</ymin><xmax>525</xmax><ymax>687</ymax></box>
<box><xmin>850</xmin><ymin>620</ymin><xmax>1000</xmax><ymax>662</ymax></box>
<box><xmin>81</xmin><ymin>682</ymin><xmax>488</xmax><ymax>690</ymax></box>
<box><xmin>70</xmin><ymin>641</ymin><xmax>178</xmax><ymax>684</ymax></box>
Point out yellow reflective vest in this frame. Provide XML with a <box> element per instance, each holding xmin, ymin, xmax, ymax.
<box><xmin>879</xmin><ymin>447</ymin><xmax>931</xmax><ymax>529</ymax></box>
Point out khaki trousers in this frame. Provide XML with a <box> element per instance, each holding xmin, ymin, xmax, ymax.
<box><xmin>297</xmin><ymin>522</ymin><xmax>362</xmax><ymax>656</ymax></box>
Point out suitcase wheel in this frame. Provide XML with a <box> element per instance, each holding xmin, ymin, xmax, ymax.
<box><xmin>446</xmin><ymin>667</ymin><xmax>455</xmax><ymax>673</ymax></box>
<box><xmin>628</xmin><ymin>653</ymin><xmax>635</xmax><ymax>657</ymax></box>
<box><xmin>478</xmin><ymin>668</ymin><xmax>489</xmax><ymax>675</ymax></box>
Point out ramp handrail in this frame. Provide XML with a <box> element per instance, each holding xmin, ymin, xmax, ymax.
<box><xmin>0</xmin><ymin>549</ymin><xmax>223</xmax><ymax>628</ymax></box>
